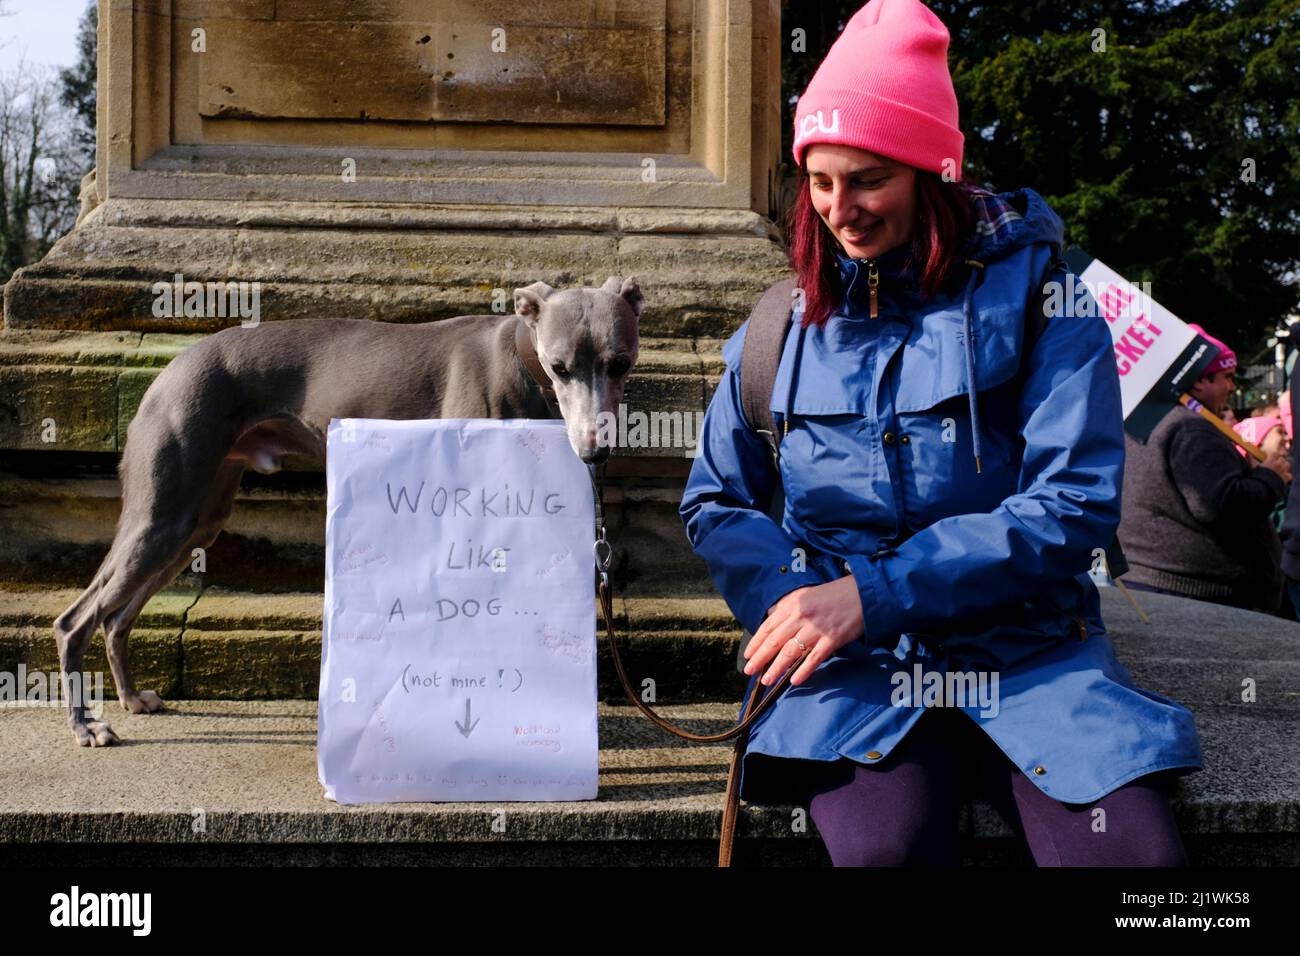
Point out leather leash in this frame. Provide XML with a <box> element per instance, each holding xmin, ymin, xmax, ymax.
<box><xmin>588</xmin><ymin>468</ymin><xmax>807</xmax><ymax>744</ymax></box>
<box><xmin>589</xmin><ymin>464</ymin><xmax>811</xmax><ymax>866</ymax></box>
<box><xmin>516</xmin><ymin>315</ymin><xmax>811</xmax><ymax>864</ymax></box>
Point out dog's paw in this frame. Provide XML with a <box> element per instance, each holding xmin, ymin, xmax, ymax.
<box><xmin>72</xmin><ymin>719</ymin><xmax>120</xmax><ymax>747</ymax></box>
<box><xmin>122</xmin><ymin>690</ymin><xmax>165</xmax><ymax>714</ymax></box>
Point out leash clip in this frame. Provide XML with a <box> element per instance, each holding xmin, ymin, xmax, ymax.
<box><xmin>588</xmin><ymin>461</ymin><xmax>613</xmax><ymax>587</ymax></box>
<box><xmin>593</xmin><ymin>531</ymin><xmax>612</xmax><ymax>588</ymax></box>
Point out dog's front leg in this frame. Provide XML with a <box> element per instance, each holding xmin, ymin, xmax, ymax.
<box><xmin>53</xmin><ymin>611</ymin><xmax>120</xmax><ymax>748</ymax></box>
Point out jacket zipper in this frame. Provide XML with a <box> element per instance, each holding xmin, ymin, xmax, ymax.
<box><xmin>867</xmin><ymin>261</ymin><xmax>880</xmax><ymax>319</ymax></box>
<box><xmin>853</xmin><ymin>257</ymin><xmax>880</xmax><ymax>319</ymax></box>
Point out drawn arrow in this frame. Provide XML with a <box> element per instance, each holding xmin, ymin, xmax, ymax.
<box><xmin>455</xmin><ymin>698</ymin><xmax>480</xmax><ymax>738</ymax></box>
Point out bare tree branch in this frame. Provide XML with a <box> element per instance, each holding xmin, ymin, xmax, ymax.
<box><xmin>0</xmin><ymin>60</ymin><xmax>81</xmax><ymax>282</ymax></box>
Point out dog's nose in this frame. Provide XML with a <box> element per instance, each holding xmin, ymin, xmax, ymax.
<box><xmin>580</xmin><ymin>444</ymin><xmax>610</xmax><ymax>464</ymax></box>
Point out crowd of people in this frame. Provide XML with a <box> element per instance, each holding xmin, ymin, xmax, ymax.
<box><xmin>1116</xmin><ymin>323</ymin><xmax>1300</xmax><ymax>620</ymax></box>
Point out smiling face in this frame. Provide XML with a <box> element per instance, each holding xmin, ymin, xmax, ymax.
<box><xmin>805</xmin><ymin>143</ymin><xmax>918</xmax><ymax>261</ymax></box>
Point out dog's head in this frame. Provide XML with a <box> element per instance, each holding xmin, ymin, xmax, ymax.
<box><xmin>514</xmin><ymin>277</ymin><xmax>642</xmax><ymax>463</ymax></box>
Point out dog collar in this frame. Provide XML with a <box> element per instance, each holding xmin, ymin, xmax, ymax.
<box><xmin>514</xmin><ymin>317</ymin><xmax>561</xmax><ymax>417</ymax></box>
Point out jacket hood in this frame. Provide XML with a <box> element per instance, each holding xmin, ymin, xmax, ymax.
<box><xmin>961</xmin><ymin>185</ymin><xmax>1064</xmax><ymax>264</ymax></box>
<box><xmin>831</xmin><ymin>184</ymin><xmax>1065</xmax><ymax>475</ymax></box>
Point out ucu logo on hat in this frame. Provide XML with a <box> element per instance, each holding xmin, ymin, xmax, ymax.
<box><xmin>794</xmin><ymin>108</ymin><xmax>841</xmax><ymax>148</ymax></box>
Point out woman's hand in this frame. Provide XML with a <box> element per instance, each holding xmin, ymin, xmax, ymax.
<box><xmin>742</xmin><ymin>573</ymin><xmax>865</xmax><ymax>687</ymax></box>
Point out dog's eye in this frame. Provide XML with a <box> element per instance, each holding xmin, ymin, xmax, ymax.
<box><xmin>550</xmin><ymin>363</ymin><xmax>570</xmax><ymax>379</ymax></box>
<box><xmin>608</xmin><ymin>357</ymin><xmax>631</xmax><ymax>378</ymax></box>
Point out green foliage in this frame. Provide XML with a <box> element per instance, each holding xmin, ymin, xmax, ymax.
<box><xmin>59</xmin><ymin>0</ymin><xmax>97</xmax><ymax>171</ymax></box>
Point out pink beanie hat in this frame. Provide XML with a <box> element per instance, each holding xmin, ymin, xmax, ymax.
<box><xmin>1187</xmin><ymin>323</ymin><xmax>1237</xmax><ymax>377</ymax></box>
<box><xmin>1232</xmin><ymin>415</ymin><xmax>1283</xmax><ymax>458</ymax></box>
<box><xmin>792</xmin><ymin>0</ymin><xmax>964</xmax><ymax>175</ymax></box>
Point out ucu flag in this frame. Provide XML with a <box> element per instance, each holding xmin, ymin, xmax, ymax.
<box><xmin>794</xmin><ymin>108</ymin><xmax>841</xmax><ymax>147</ymax></box>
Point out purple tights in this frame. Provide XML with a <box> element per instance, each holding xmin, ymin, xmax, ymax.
<box><xmin>794</xmin><ymin>706</ymin><xmax>1190</xmax><ymax>866</ymax></box>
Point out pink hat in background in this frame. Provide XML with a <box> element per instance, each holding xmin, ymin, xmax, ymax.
<box><xmin>791</xmin><ymin>0</ymin><xmax>964</xmax><ymax>175</ymax></box>
<box><xmin>1187</xmin><ymin>323</ymin><xmax>1238</xmax><ymax>377</ymax></box>
<box><xmin>1232</xmin><ymin>415</ymin><xmax>1283</xmax><ymax>458</ymax></box>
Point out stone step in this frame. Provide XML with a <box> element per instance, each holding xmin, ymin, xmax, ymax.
<box><xmin>0</xmin><ymin>582</ymin><xmax>745</xmax><ymax>702</ymax></box>
<box><xmin>0</xmin><ymin>455</ymin><xmax>703</xmax><ymax>591</ymax></box>
<box><xmin>0</xmin><ymin>326</ymin><xmax>726</xmax><ymax>453</ymax></box>
<box><xmin>2</xmin><ymin>198</ymin><xmax>789</xmax><ymax>337</ymax></box>
<box><xmin>5</xmin><ymin>584</ymin><xmax>1300</xmax><ymax>710</ymax></box>
<box><xmin>0</xmin><ymin>698</ymin><xmax>1293</xmax><ymax>866</ymax></box>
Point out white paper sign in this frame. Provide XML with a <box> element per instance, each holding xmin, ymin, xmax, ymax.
<box><xmin>317</xmin><ymin>418</ymin><xmax>599</xmax><ymax>804</ymax></box>
<box><xmin>1068</xmin><ymin>255</ymin><xmax>1200</xmax><ymax>419</ymax></box>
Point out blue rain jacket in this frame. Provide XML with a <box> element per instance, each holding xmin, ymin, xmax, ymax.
<box><xmin>679</xmin><ymin>188</ymin><xmax>1204</xmax><ymax>805</ymax></box>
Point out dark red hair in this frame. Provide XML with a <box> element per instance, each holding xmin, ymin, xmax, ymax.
<box><xmin>786</xmin><ymin>167</ymin><xmax>977</xmax><ymax>328</ymax></box>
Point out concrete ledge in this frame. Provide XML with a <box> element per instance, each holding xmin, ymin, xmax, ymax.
<box><xmin>0</xmin><ymin>587</ymin><xmax>1294</xmax><ymax>863</ymax></box>
<box><xmin>0</xmin><ymin>698</ymin><xmax>1295</xmax><ymax>866</ymax></box>
<box><xmin>1</xmin><ymin>589</ymin><xmax>1297</xmax><ymax>864</ymax></box>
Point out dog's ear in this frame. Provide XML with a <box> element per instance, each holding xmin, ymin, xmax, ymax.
<box><xmin>602</xmin><ymin>276</ymin><xmax>643</xmax><ymax>322</ymax></box>
<box><xmin>514</xmin><ymin>281</ymin><xmax>555</xmax><ymax>327</ymax></box>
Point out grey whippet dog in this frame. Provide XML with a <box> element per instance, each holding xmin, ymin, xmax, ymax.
<box><xmin>53</xmin><ymin>276</ymin><xmax>643</xmax><ymax>747</ymax></box>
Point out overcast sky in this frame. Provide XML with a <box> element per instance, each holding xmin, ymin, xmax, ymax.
<box><xmin>0</xmin><ymin>1</ymin><xmax>92</xmax><ymax>75</ymax></box>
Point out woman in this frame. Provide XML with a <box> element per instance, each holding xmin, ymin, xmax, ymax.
<box><xmin>1233</xmin><ymin>414</ymin><xmax>1288</xmax><ymax>462</ymax></box>
<box><xmin>1233</xmin><ymin>415</ymin><xmax>1291</xmax><ymax>539</ymax></box>
<box><xmin>678</xmin><ymin>0</ymin><xmax>1203</xmax><ymax>866</ymax></box>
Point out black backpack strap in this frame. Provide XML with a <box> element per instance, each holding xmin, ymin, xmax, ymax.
<box><xmin>739</xmin><ymin>277</ymin><xmax>799</xmax><ymax>473</ymax></box>
<box><xmin>733</xmin><ymin>277</ymin><xmax>797</xmax><ymax>673</ymax></box>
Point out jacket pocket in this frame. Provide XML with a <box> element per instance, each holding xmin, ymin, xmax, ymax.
<box><xmin>827</xmin><ymin>703</ymin><xmax>887</xmax><ymax>754</ymax></box>
<box><xmin>889</xmin><ymin>306</ymin><xmax>1026</xmax><ymax>525</ymax></box>
<box><xmin>777</xmin><ymin>413</ymin><xmax>890</xmax><ymax>531</ymax></box>
<box><xmin>895</xmin><ymin>389</ymin><xmax>1022</xmax><ymax>526</ymax></box>
<box><xmin>892</xmin><ymin>305</ymin><xmax>1022</xmax><ymax>414</ymax></box>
